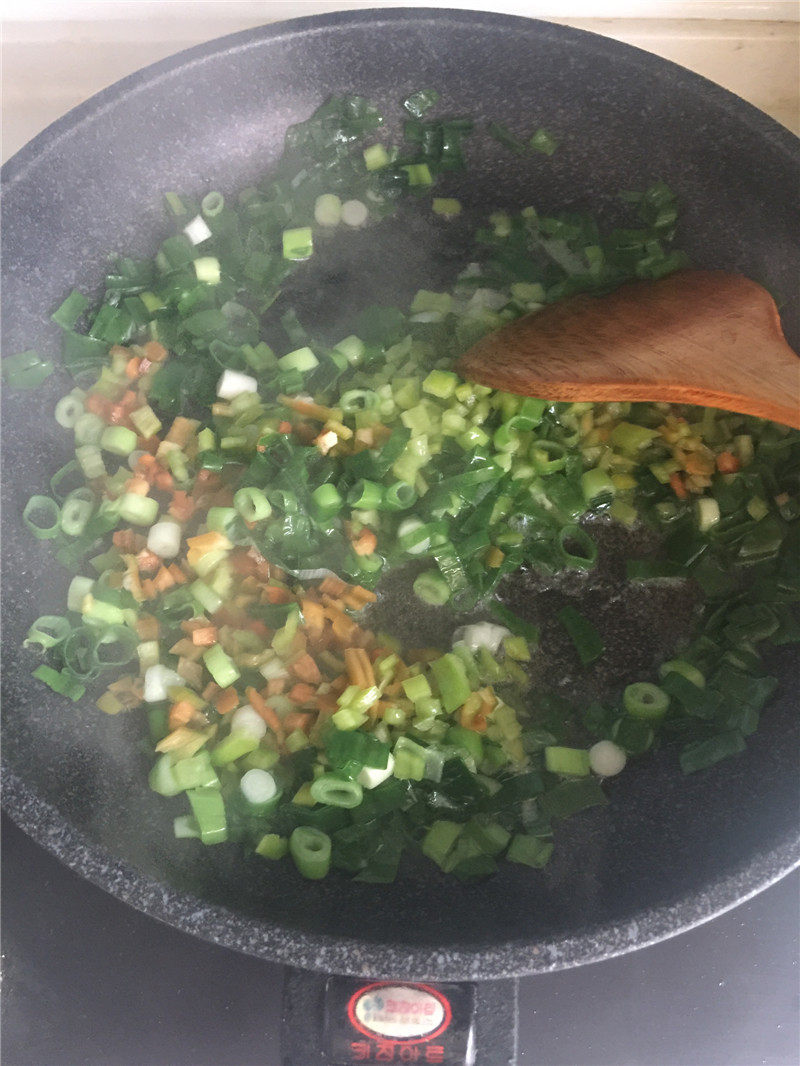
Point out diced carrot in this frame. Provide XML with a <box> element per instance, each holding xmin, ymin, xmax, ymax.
<box><xmin>716</xmin><ymin>450</ymin><xmax>741</xmax><ymax>474</ymax></box>
<box><xmin>136</xmin><ymin>549</ymin><xmax>161</xmax><ymax>573</ymax></box>
<box><xmin>277</xmin><ymin>394</ymin><xmax>337</xmax><ymax>422</ymax></box>
<box><xmin>136</xmin><ymin>615</ymin><xmax>160</xmax><ymax>641</ymax></box>
<box><xmin>168</xmin><ymin>700</ymin><xmax>199</xmax><ymax>731</ymax></box>
<box><xmin>319</xmin><ymin>574</ymin><xmax>349</xmax><ymax>597</ymax></box>
<box><xmin>345</xmin><ymin>647</ymin><xmax>375</xmax><ymax>688</ymax></box>
<box><xmin>300</xmin><ymin>599</ymin><xmax>325</xmax><ymax>638</ymax></box>
<box><xmin>85</xmin><ymin>393</ymin><xmax>113</xmax><ymax>420</ymax></box>
<box><xmin>142</xmin><ymin>340</ymin><xmax>168</xmax><ymax>362</ymax></box>
<box><xmin>152</xmin><ymin>566</ymin><xmax>176</xmax><ymax>593</ymax></box>
<box><xmin>467</xmin><ymin>712</ymin><xmax>488</xmax><ymax>733</ymax></box>
<box><xmin>168</xmin><ymin>563</ymin><xmax>187</xmax><ymax>584</ymax></box>
<box><xmin>137</xmin><ymin>434</ymin><xmax>161</xmax><ymax>455</ymax></box>
<box><xmin>153</xmin><ymin>470</ymin><xmax>174</xmax><ymax>492</ymax></box>
<box><xmin>683</xmin><ymin>452</ymin><xmax>714</xmax><ymax>477</ymax></box>
<box><xmin>125</xmin><ymin>476</ymin><xmax>151</xmax><ymax>496</ymax></box>
<box><xmin>140</xmin><ymin>578</ymin><xmax>156</xmax><ymax>599</ymax></box>
<box><xmin>351</xmin><ymin>529</ymin><xmax>378</xmax><ymax>556</ymax></box>
<box><xmin>288</xmin><ymin>683</ymin><xmax>316</xmax><ymax>705</ymax></box>
<box><xmin>135</xmin><ymin>453</ymin><xmax>158</xmax><ymax>481</ymax></box>
<box><xmin>186</xmin><ymin>531</ymin><xmax>231</xmax><ymax>556</ymax></box>
<box><xmin>125</xmin><ymin>356</ymin><xmax>142</xmax><ymax>379</ymax></box>
<box><xmin>265</xmin><ymin>584</ymin><xmax>293</xmax><ymax>604</ymax></box>
<box><xmin>284</xmin><ymin>711</ymin><xmax>314</xmax><ymax>734</ymax></box>
<box><xmin>290</xmin><ymin>653</ymin><xmax>322</xmax><ymax>685</ymax></box>
<box><xmin>245</xmin><ymin>686</ymin><xmax>285</xmax><ymax>743</ymax></box>
<box><xmin>669</xmin><ymin>471</ymin><xmax>688</xmax><ymax>499</ymax></box>
<box><xmin>278</xmin><ymin>421</ymin><xmax>293</xmax><ymax>434</ymax></box>
<box><xmin>348</xmin><ymin>584</ymin><xmax>377</xmax><ymax>605</ymax></box>
<box><xmin>169</xmin><ymin>637</ymin><xmax>198</xmax><ymax>659</ymax></box>
<box><xmin>214</xmin><ymin>687</ymin><xmax>239</xmax><ymax>715</ymax></box>
<box><xmin>266</xmin><ymin>677</ymin><xmax>287</xmax><ymax>697</ymax></box>
<box><xmin>113</xmin><ymin>529</ymin><xmax>140</xmax><ymax>552</ymax></box>
<box><xmin>191</xmin><ymin>626</ymin><xmax>218</xmax><ymax>647</ymax></box>
<box><xmin>168</xmin><ymin>491</ymin><xmax>196</xmax><ymax>523</ymax></box>
<box><xmin>165</xmin><ymin>416</ymin><xmax>200</xmax><ymax>447</ymax></box>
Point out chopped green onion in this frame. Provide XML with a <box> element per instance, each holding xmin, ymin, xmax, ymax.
<box><xmin>622</xmin><ymin>682</ymin><xmax>669</xmax><ymax>720</ymax></box>
<box><xmin>507</xmin><ymin>834</ymin><xmax>553</xmax><ymax>868</ymax></box>
<box><xmin>558</xmin><ymin>606</ymin><xmax>604</xmax><ymax>665</ymax></box>
<box><xmin>310</xmin><ymin>773</ymin><xmax>364</xmax><ymax>809</ymax></box>
<box><xmin>544</xmin><ymin>746</ymin><xmax>591</xmax><ymax>776</ymax></box>
<box><xmin>51</xmin><ymin>290</ymin><xmax>89</xmax><ymax>330</ymax></box>
<box><xmin>203</xmin><ymin>644</ymin><xmax>241</xmax><ymax>688</ymax></box>
<box><xmin>234</xmin><ymin>487</ymin><xmax>272</xmax><ymax>523</ymax></box>
<box><xmin>187</xmin><ymin>788</ymin><xmax>228</xmax><ymax>844</ymax></box>
<box><xmin>33</xmin><ymin>664</ymin><xmax>85</xmax><ymax>701</ymax></box>
<box><xmin>100</xmin><ymin>426</ymin><xmax>138</xmax><ymax>456</ymax></box>
<box><xmin>118</xmin><ymin>493</ymin><xmax>159</xmax><ymax>526</ymax></box>
<box><xmin>413</xmin><ymin>570</ymin><xmax>452</xmax><ymax>606</ymax></box>
<box><xmin>314</xmin><ymin>193</ymin><xmax>342</xmax><ymax>227</ymax></box>
<box><xmin>255</xmin><ymin>833</ymin><xmax>289</xmax><ymax>860</ymax></box>
<box><xmin>23</xmin><ymin>495</ymin><xmax>61</xmax><ymax>539</ymax></box>
<box><xmin>60</xmin><ymin>490</ymin><xmax>94</xmax><ymax>537</ymax></box>
<box><xmin>529</xmin><ymin>128</ymin><xmax>558</xmax><ymax>156</ymax></box>
<box><xmin>289</xmin><ymin>826</ymin><xmax>331</xmax><ymax>879</ymax></box>
<box><xmin>282</xmin><ymin>227</ymin><xmax>314</xmax><ymax>261</ymax></box>
<box><xmin>432</xmin><ymin>198</ymin><xmax>462</xmax><ymax>216</ymax></box>
<box><xmin>3</xmin><ymin>350</ymin><xmax>55</xmax><ymax>389</ymax></box>
<box><xmin>24</xmin><ymin>615</ymin><xmax>71</xmax><ymax>650</ymax></box>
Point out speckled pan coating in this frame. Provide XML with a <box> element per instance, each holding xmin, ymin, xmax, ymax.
<box><xmin>2</xmin><ymin>8</ymin><xmax>799</xmax><ymax>980</ymax></box>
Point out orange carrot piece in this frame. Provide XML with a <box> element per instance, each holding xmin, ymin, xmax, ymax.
<box><xmin>125</xmin><ymin>476</ymin><xmax>151</xmax><ymax>496</ymax></box>
<box><xmin>142</xmin><ymin>340</ymin><xmax>168</xmax><ymax>362</ymax></box>
<box><xmin>246</xmin><ymin>686</ymin><xmax>285</xmax><ymax>743</ymax></box>
<box><xmin>319</xmin><ymin>574</ymin><xmax>349</xmax><ymax>597</ymax></box>
<box><xmin>168</xmin><ymin>563</ymin><xmax>187</xmax><ymax>584</ymax></box>
<box><xmin>191</xmin><ymin>626</ymin><xmax>218</xmax><ymax>647</ymax></box>
<box><xmin>669</xmin><ymin>471</ymin><xmax>688</xmax><ymax>500</ymax></box>
<box><xmin>125</xmin><ymin>356</ymin><xmax>142</xmax><ymax>379</ymax></box>
<box><xmin>214</xmin><ymin>687</ymin><xmax>239</xmax><ymax>715</ymax></box>
<box><xmin>85</xmin><ymin>393</ymin><xmax>113</xmax><ymax>420</ymax></box>
<box><xmin>266</xmin><ymin>677</ymin><xmax>287</xmax><ymax>697</ymax></box>
<box><xmin>152</xmin><ymin>566</ymin><xmax>176</xmax><ymax>593</ymax></box>
<box><xmin>136</xmin><ymin>549</ymin><xmax>161</xmax><ymax>573</ymax></box>
<box><xmin>265</xmin><ymin>585</ymin><xmax>293</xmax><ymax>604</ymax></box>
<box><xmin>136</xmin><ymin>614</ymin><xmax>160</xmax><ymax>641</ymax></box>
<box><xmin>716</xmin><ymin>450</ymin><xmax>741</xmax><ymax>474</ymax></box>
<box><xmin>288</xmin><ymin>683</ymin><xmax>316</xmax><ymax>705</ymax></box>
<box><xmin>284</xmin><ymin>711</ymin><xmax>315</xmax><ymax>734</ymax></box>
<box><xmin>290</xmin><ymin>653</ymin><xmax>322</xmax><ymax>685</ymax></box>
<box><xmin>168</xmin><ymin>700</ymin><xmax>198</xmax><ymax>731</ymax></box>
<box><xmin>351</xmin><ymin>529</ymin><xmax>378</xmax><ymax>556</ymax></box>
<box><xmin>168</xmin><ymin>491</ymin><xmax>196</xmax><ymax>523</ymax></box>
<box><xmin>300</xmin><ymin>599</ymin><xmax>326</xmax><ymax>639</ymax></box>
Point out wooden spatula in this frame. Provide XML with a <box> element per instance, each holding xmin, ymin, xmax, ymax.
<box><xmin>457</xmin><ymin>270</ymin><xmax>800</xmax><ymax>429</ymax></box>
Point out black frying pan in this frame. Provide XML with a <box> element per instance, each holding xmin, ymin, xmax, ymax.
<box><xmin>2</xmin><ymin>10</ymin><xmax>799</xmax><ymax>994</ymax></box>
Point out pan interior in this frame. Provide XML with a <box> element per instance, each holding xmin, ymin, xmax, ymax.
<box><xmin>2</xmin><ymin>11</ymin><xmax>799</xmax><ymax>973</ymax></box>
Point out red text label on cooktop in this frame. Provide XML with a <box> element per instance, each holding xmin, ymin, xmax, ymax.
<box><xmin>324</xmin><ymin>976</ymin><xmax>475</xmax><ymax>1066</ymax></box>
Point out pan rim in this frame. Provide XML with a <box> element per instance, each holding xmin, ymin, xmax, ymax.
<box><xmin>2</xmin><ymin>5</ymin><xmax>799</xmax><ymax>979</ymax></box>
<box><xmin>4</xmin><ymin>766</ymin><xmax>799</xmax><ymax>980</ymax></box>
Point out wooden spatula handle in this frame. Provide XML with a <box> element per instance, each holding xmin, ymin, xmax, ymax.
<box><xmin>458</xmin><ymin>271</ymin><xmax>800</xmax><ymax>429</ymax></box>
